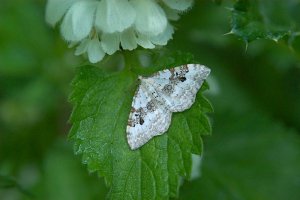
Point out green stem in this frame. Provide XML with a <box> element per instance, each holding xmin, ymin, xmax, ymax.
<box><xmin>123</xmin><ymin>50</ymin><xmax>141</xmax><ymax>73</ymax></box>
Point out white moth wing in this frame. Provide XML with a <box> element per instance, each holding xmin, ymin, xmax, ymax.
<box><xmin>127</xmin><ymin>64</ymin><xmax>210</xmax><ymax>150</ymax></box>
<box><xmin>126</xmin><ymin>83</ymin><xmax>172</xmax><ymax>150</ymax></box>
<box><xmin>143</xmin><ymin>64</ymin><xmax>210</xmax><ymax>112</ymax></box>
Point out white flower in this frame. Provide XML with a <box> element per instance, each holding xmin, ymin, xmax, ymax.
<box><xmin>60</xmin><ymin>1</ymin><xmax>98</xmax><ymax>41</ymax></box>
<box><xmin>74</xmin><ymin>37</ymin><xmax>105</xmax><ymax>63</ymax></box>
<box><xmin>131</xmin><ymin>0</ymin><xmax>167</xmax><ymax>36</ymax></box>
<box><xmin>45</xmin><ymin>0</ymin><xmax>194</xmax><ymax>63</ymax></box>
<box><xmin>95</xmin><ymin>0</ymin><xmax>136</xmax><ymax>33</ymax></box>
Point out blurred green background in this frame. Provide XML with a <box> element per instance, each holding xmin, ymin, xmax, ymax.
<box><xmin>1</xmin><ymin>0</ymin><xmax>300</xmax><ymax>199</ymax></box>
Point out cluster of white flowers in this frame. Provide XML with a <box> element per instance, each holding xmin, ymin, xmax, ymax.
<box><xmin>46</xmin><ymin>0</ymin><xmax>194</xmax><ymax>63</ymax></box>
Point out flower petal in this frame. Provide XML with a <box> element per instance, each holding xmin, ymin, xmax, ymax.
<box><xmin>87</xmin><ymin>38</ymin><xmax>105</xmax><ymax>63</ymax></box>
<box><xmin>120</xmin><ymin>29</ymin><xmax>138</xmax><ymax>50</ymax></box>
<box><xmin>60</xmin><ymin>1</ymin><xmax>97</xmax><ymax>41</ymax></box>
<box><xmin>131</xmin><ymin>0</ymin><xmax>167</xmax><ymax>36</ymax></box>
<box><xmin>136</xmin><ymin>34</ymin><xmax>155</xmax><ymax>49</ymax></box>
<box><xmin>60</xmin><ymin>8</ymin><xmax>77</xmax><ymax>41</ymax></box>
<box><xmin>45</xmin><ymin>0</ymin><xmax>79</xmax><ymax>26</ymax></box>
<box><xmin>75</xmin><ymin>38</ymin><xmax>89</xmax><ymax>55</ymax></box>
<box><xmin>95</xmin><ymin>0</ymin><xmax>136</xmax><ymax>33</ymax></box>
<box><xmin>162</xmin><ymin>4</ymin><xmax>180</xmax><ymax>21</ymax></box>
<box><xmin>101</xmin><ymin>33</ymin><xmax>120</xmax><ymax>55</ymax></box>
<box><xmin>150</xmin><ymin>23</ymin><xmax>174</xmax><ymax>45</ymax></box>
<box><xmin>162</xmin><ymin>0</ymin><xmax>194</xmax><ymax>11</ymax></box>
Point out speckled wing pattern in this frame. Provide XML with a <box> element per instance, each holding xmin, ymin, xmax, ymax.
<box><xmin>127</xmin><ymin>64</ymin><xmax>210</xmax><ymax>150</ymax></box>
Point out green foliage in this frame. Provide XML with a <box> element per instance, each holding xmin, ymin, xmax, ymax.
<box><xmin>68</xmin><ymin>52</ymin><xmax>212</xmax><ymax>199</ymax></box>
<box><xmin>1</xmin><ymin>0</ymin><xmax>300</xmax><ymax>200</ymax></box>
<box><xmin>230</xmin><ymin>0</ymin><xmax>300</xmax><ymax>46</ymax></box>
<box><xmin>180</xmin><ymin>112</ymin><xmax>300</xmax><ymax>200</ymax></box>
<box><xmin>0</xmin><ymin>175</ymin><xmax>33</xmax><ymax>197</ymax></box>
<box><xmin>36</xmin><ymin>141</ymin><xmax>107</xmax><ymax>200</ymax></box>
<box><xmin>178</xmin><ymin>67</ymin><xmax>300</xmax><ymax>200</ymax></box>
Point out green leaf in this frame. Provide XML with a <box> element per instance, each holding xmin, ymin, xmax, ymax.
<box><xmin>68</xmin><ymin>52</ymin><xmax>212</xmax><ymax>199</ymax></box>
<box><xmin>179</xmin><ymin>111</ymin><xmax>300</xmax><ymax>200</ymax></box>
<box><xmin>230</xmin><ymin>0</ymin><xmax>300</xmax><ymax>46</ymax></box>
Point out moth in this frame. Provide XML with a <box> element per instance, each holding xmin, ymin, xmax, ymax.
<box><xmin>126</xmin><ymin>64</ymin><xmax>210</xmax><ymax>150</ymax></box>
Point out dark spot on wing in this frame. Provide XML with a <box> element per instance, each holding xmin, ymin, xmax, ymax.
<box><xmin>129</xmin><ymin>107</ymin><xmax>147</xmax><ymax>127</ymax></box>
<box><xmin>146</xmin><ymin>101</ymin><xmax>156</xmax><ymax>112</ymax></box>
<box><xmin>179</xmin><ymin>77</ymin><xmax>186</xmax><ymax>82</ymax></box>
<box><xmin>139</xmin><ymin>118</ymin><xmax>144</xmax><ymax>125</ymax></box>
<box><xmin>163</xmin><ymin>84</ymin><xmax>174</xmax><ymax>95</ymax></box>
